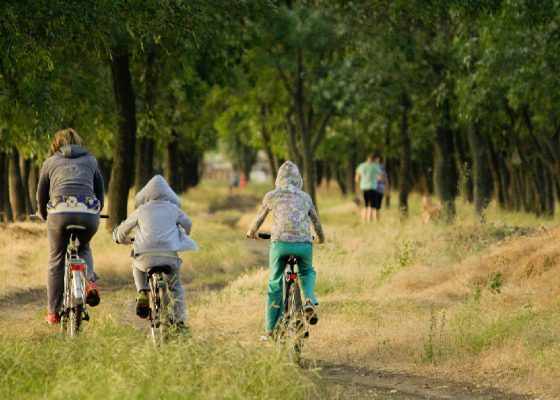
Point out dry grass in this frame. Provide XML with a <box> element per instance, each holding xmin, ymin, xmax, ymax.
<box><xmin>193</xmin><ymin>188</ymin><xmax>560</xmax><ymax>398</ymax></box>
<box><xmin>1</xmin><ymin>182</ymin><xmax>559</xmax><ymax>398</ymax></box>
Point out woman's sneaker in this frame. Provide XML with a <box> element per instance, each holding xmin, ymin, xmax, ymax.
<box><xmin>85</xmin><ymin>280</ymin><xmax>100</xmax><ymax>307</ymax></box>
<box><xmin>46</xmin><ymin>312</ymin><xmax>60</xmax><ymax>325</ymax></box>
<box><xmin>304</xmin><ymin>299</ymin><xmax>318</xmax><ymax>325</ymax></box>
<box><xmin>136</xmin><ymin>290</ymin><xmax>149</xmax><ymax>319</ymax></box>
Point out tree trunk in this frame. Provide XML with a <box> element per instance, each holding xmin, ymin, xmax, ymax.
<box><xmin>0</xmin><ymin>152</ymin><xmax>12</xmax><ymax>222</ymax></box>
<box><xmin>455</xmin><ymin>129</ymin><xmax>473</xmax><ymax>203</ymax></box>
<box><xmin>134</xmin><ymin>137</ymin><xmax>155</xmax><ymax>193</ymax></box>
<box><xmin>134</xmin><ymin>48</ymin><xmax>158</xmax><ymax>194</ymax></box>
<box><xmin>433</xmin><ymin>98</ymin><xmax>458</xmax><ymax>221</ymax></box>
<box><xmin>335</xmin><ymin>163</ymin><xmax>347</xmax><ymax>195</ymax></box>
<box><xmin>28</xmin><ymin>160</ymin><xmax>39</xmax><ymax>212</ymax></box>
<box><xmin>19</xmin><ymin>157</ymin><xmax>33</xmax><ymax>215</ymax></box>
<box><xmin>8</xmin><ymin>148</ymin><xmax>26</xmax><ymax>221</ymax></box>
<box><xmin>260</xmin><ymin>102</ymin><xmax>278</xmax><ymax>184</ymax></box>
<box><xmin>164</xmin><ymin>130</ymin><xmax>180</xmax><ymax>192</ymax></box>
<box><xmin>467</xmin><ymin>122</ymin><xmax>492</xmax><ymax>216</ymax></box>
<box><xmin>108</xmin><ymin>52</ymin><xmax>137</xmax><ymax>229</ymax></box>
<box><xmin>486</xmin><ymin>137</ymin><xmax>508</xmax><ymax>210</ymax></box>
<box><xmin>544</xmin><ymin>166</ymin><xmax>555</xmax><ymax>216</ymax></box>
<box><xmin>398</xmin><ymin>92</ymin><xmax>412</xmax><ymax>217</ymax></box>
<box><xmin>294</xmin><ymin>48</ymin><xmax>317</xmax><ymax>206</ymax></box>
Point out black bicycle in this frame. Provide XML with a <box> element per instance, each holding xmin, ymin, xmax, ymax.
<box><xmin>255</xmin><ymin>233</ymin><xmax>309</xmax><ymax>363</ymax></box>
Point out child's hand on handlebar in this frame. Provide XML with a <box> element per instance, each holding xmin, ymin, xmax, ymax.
<box><xmin>112</xmin><ymin>228</ymin><xmax>133</xmax><ymax>244</ymax></box>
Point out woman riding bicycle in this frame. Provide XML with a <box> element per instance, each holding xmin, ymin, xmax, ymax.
<box><xmin>36</xmin><ymin>129</ymin><xmax>104</xmax><ymax>325</ymax></box>
<box><xmin>246</xmin><ymin>161</ymin><xmax>325</xmax><ymax>338</ymax></box>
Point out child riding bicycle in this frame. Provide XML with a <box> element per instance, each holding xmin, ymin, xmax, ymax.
<box><xmin>246</xmin><ymin>161</ymin><xmax>325</xmax><ymax>338</ymax></box>
<box><xmin>113</xmin><ymin>175</ymin><xmax>198</xmax><ymax>329</ymax></box>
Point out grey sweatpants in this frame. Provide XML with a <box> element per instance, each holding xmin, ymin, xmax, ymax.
<box><xmin>132</xmin><ymin>255</ymin><xmax>186</xmax><ymax>322</ymax></box>
<box><xmin>46</xmin><ymin>212</ymin><xmax>100</xmax><ymax>314</ymax></box>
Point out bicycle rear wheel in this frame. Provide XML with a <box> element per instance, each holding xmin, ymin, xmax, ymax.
<box><xmin>70</xmin><ymin>304</ymin><xmax>83</xmax><ymax>337</ymax></box>
<box><xmin>284</xmin><ymin>281</ymin><xmax>305</xmax><ymax>363</ymax></box>
<box><xmin>148</xmin><ymin>274</ymin><xmax>165</xmax><ymax>346</ymax></box>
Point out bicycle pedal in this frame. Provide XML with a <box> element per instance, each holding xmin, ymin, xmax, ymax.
<box><xmin>304</xmin><ymin>331</ymin><xmax>309</xmax><ymax>338</ymax></box>
<box><xmin>83</xmin><ymin>312</ymin><xmax>90</xmax><ymax>321</ymax></box>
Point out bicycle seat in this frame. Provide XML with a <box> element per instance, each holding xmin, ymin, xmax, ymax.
<box><xmin>281</xmin><ymin>255</ymin><xmax>299</xmax><ymax>265</ymax></box>
<box><xmin>147</xmin><ymin>265</ymin><xmax>172</xmax><ymax>275</ymax></box>
<box><xmin>66</xmin><ymin>225</ymin><xmax>86</xmax><ymax>235</ymax></box>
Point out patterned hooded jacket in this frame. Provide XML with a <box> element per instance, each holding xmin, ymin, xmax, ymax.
<box><xmin>248</xmin><ymin>161</ymin><xmax>325</xmax><ymax>243</ymax></box>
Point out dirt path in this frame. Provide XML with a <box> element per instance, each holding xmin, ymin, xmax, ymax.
<box><xmin>318</xmin><ymin>363</ymin><xmax>533</xmax><ymax>400</ymax></box>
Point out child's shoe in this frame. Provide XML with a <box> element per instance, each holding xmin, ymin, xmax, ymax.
<box><xmin>304</xmin><ymin>299</ymin><xmax>318</xmax><ymax>325</ymax></box>
<box><xmin>260</xmin><ymin>330</ymin><xmax>274</xmax><ymax>341</ymax></box>
<box><xmin>173</xmin><ymin>321</ymin><xmax>190</xmax><ymax>335</ymax></box>
<box><xmin>136</xmin><ymin>290</ymin><xmax>149</xmax><ymax>319</ymax></box>
<box><xmin>85</xmin><ymin>280</ymin><xmax>100</xmax><ymax>307</ymax></box>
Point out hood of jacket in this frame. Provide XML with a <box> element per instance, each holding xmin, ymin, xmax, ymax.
<box><xmin>135</xmin><ymin>175</ymin><xmax>181</xmax><ymax>208</ymax></box>
<box><xmin>57</xmin><ymin>145</ymin><xmax>88</xmax><ymax>159</ymax></box>
<box><xmin>275</xmin><ymin>161</ymin><xmax>303</xmax><ymax>190</ymax></box>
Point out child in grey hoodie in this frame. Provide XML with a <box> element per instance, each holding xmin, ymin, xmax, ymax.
<box><xmin>113</xmin><ymin>175</ymin><xmax>198</xmax><ymax>326</ymax></box>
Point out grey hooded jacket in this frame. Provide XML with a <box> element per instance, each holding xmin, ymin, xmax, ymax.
<box><xmin>36</xmin><ymin>145</ymin><xmax>104</xmax><ymax>219</ymax></box>
<box><xmin>114</xmin><ymin>175</ymin><xmax>198</xmax><ymax>255</ymax></box>
<box><xmin>248</xmin><ymin>161</ymin><xmax>325</xmax><ymax>243</ymax></box>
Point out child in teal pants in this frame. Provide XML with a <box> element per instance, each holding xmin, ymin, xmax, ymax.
<box><xmin>247</xmin><ymin>161</ymin><xmax>325</xmax><ymax>336</ymax></box>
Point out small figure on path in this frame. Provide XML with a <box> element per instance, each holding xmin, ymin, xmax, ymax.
<box><xmin>355</xmin><ymin>153</ymin><xmax>382</xmax><ymax>223</ymax></box>
<box><xmin>372</xmin><ymin>155</ymin><xmax>388</xmax><ymax>222</ymax></box>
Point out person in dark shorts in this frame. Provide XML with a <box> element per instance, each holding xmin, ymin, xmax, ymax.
<box><xmin>372</xmin><ymin>155</ymin><xmax>388</xmax><ymax>221</ymax></box>
<box><xmin>355</xmin><ymin>153</ymin><xmax>381</xmax><ymax>223</ymax></box>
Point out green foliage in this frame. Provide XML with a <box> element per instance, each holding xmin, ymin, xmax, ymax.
<box><xmin>421</xmin><ymin>307</ymin><xmax>447</xmax><ymax>364</ymax></box>
<box><xmin>488</xmin><ymin>272</ymin><xmax>503</xmax><ymax>294</ymax></box>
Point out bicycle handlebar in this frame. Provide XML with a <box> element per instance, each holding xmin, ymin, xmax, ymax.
<box><xmin>29</xmin><ymin>214</ymin><xmax>109</xmax><ymax>220</ymax></box>
<box><xmin>253</xmin><ymin>232</ymin><xmax>316</xmax><ymax>241</ymax></box>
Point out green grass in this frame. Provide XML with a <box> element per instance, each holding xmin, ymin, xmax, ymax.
<box><xmin>0</xmin><ymin>307</ymin><xmax>325</xmax><ymax>400</ymax></box>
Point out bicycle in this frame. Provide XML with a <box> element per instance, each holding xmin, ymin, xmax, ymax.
<box><xmin>254</xmin><ymin>233</ymin><xmax>309</xmax><ymax>363</ymax></box>
<box><xmin>31</xmin><ymin>213</ymin><xmax>108</xmax><ymax>337</ymax></box>
<box><xmin>145</xmin><ymin>264</ymin><xmax>177</xmax><ymax>346</ymax></box>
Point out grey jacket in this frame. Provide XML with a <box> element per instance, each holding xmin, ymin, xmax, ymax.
<box><xmin>36</xmin><ymin>145</ymin><xmax>104</xmax><ymax>219</ymax></box>
<box><xmin>114</xmin><ymin>175</ymin><xmax>198</xmax><ymax>255</ymax></box>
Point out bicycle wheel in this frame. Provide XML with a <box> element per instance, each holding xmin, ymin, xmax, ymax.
<box><xmin>148</xmin><ymin>275</ymin><xmax>164</xmax><ymax>346</ymax></box>
<box><xmin>60</xmin><ymin>265</ymin><xmax>71</xmax><ymax>333</ymax></box>
<box><xmin>70</xmin><ymin>304</ymin><xmax>83</xmax><ymax>337</ymax></box>
<box><xmin>284</xmin><ymin>281</ymin><xmax>305</xmax><ymax>363</ymax></box>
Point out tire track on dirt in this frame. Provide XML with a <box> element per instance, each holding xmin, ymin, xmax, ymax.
<box><xmin>317</xmin><ymin>362</ymin><xmax>533</xmax><ymax>400</ymax></box>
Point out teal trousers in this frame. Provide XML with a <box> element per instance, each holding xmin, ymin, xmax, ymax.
<box><xmin>266</xmin><ymin>241</ymin><xmax>318</xmax><ymax>331</ymax></box>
